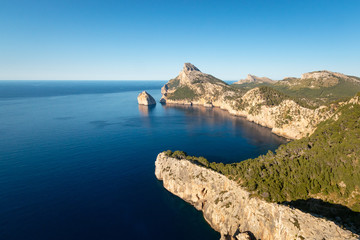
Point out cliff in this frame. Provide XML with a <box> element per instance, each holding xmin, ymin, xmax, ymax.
<box><xmin>160</xmin><ymin>63</ymin><xmax>338</xmax><ymax>139</ymax></box>
<box><xmin>155</xmin><ymin>153</ymin><xmax>359</xmax><ymax>240</ymax></box>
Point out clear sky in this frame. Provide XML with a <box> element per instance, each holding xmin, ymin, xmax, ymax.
<box><xmin>0</xmin><ymin>0</ymin><xmax>359</xmax><ymax>80</ymax></box>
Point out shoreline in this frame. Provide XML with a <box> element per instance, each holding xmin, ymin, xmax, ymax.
<box><xmin>162</xmin><ymin>101</ymin><xmax>294</xmax><ymax>141</ymax></box>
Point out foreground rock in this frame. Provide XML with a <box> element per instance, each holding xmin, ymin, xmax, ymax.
<box><xmin>137</xmin><ymin>91</ymin><xmax>156</xmax><ymax>105</ymax></box>
<box><xmin>155</xmin><ymin>153</ymin><xmax>358</xmax><ymax>240</ymax></box>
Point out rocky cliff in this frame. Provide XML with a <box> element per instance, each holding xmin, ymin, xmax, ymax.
<box><xmin>160</xmin><ymin>63</ymin><xmax>338</xmax><ymax>139</ymax></box>
<box><xmin>155</xmin><ymin>153</ymin><xmax>359</xmax><ymax>240</ymax></box>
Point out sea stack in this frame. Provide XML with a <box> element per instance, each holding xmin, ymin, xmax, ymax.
<box><xmin>137</xmin><ymin>91</ymin><xmax>156</xmax><ymax>105</ymax></box>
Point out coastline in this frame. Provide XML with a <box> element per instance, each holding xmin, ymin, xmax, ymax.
<box><xmin>155</xmin><ymin>153</ymin><xmax>359</xmax><ymax>240</ymax></box>
<box><xmin>162</xmin><ymin>101</ymin><xmax>293</xmax><ymax>141</ymax></box>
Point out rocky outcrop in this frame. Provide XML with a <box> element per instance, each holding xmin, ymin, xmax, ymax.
<box><xmin>137</xmin><ymin>91</ymin><xmax>156</xmax><ymax>105</ymax></box>
<box><xmin>160</xmin><ymin>64</ymin><xmax>338</xmax><ymax>139</ymax></box>
<box><xmin>234</xmin><ymin>74</ymin><xmax>274</xmax><ymax>85</ymax></box>
<box><xmin>155</xmin><ymin>153</ymin><xmax>359</xmax><ymax>240</ymax></box>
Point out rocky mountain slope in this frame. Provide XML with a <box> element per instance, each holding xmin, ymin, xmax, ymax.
<box><xmin>155</xmin><ymin>153</ymin><xmax>359</xmax><ymax>240</ymax></box>
<box><xmin>160</xmin><ymin>63</ymin><xmax>341</xmax><ymax>139</ymax></box>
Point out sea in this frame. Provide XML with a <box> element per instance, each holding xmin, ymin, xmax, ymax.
<box><xmin>0</xmin><ymin>80</ymin><xmax>287</xmax><ymax>240</ymax></box>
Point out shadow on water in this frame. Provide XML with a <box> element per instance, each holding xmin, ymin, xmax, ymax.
<box><xmin>281</xmin><ymin>198</ymin><xmax>360</xmax><ymax>234</ymax></box>
<box><xmin>161</xmin><ymin>104</ymin><xmax>287</xmax><ymax>146</ymax></box>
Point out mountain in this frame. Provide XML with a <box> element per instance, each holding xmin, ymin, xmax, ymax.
<box><xmin>280</xmin><ymin>70</ymin><xmax>360</xmax><ymax>89</ymax></box>
<box><xmin>160</xmin><ymin>63</ymin><xmax>341</xmax><ymax>139</ymax></box>
<box><xmin>234</xmin><ymin>74</ymin><xmax>274</xmax><ymax>85</ymax></box>
<box><xmin>272</xmin><ymin>70</ymin><xmax>360</xmax><ymax>107</ymax></box>
<box><xmin>160</xmin><ymin>63</ymin><xmax>231</xmax><ymax>106</ymax></box>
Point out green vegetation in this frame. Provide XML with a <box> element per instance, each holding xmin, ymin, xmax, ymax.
<box><xmin>231</xmin><ymin>76</ymin><xmax>360</xmax><ymax>108</ymax></box>
<box><xmin>167</xmin><ymin>86</ymin><xmax>198</xmax><ymax>100</ymax></box>
<box><xmin>246</xmin><ymin>86</ymin><xmax>315</xmax><ymax>109</ymax></box>
<box><xmin>165</xmin><ymin>150</ymin><xmax>210</xmax><ymax>167</ymax></box>
<box><xmin>167</xmin><ymin>78</ymin><xmax>180</xmax><ymax>89</ymax></box>
<box><xmin>231</xmin><ymin>82</ymin><xmax>272</xmax><ymax>91</ymax></box>
<box><xmin>258</xmin><ymin>86</ymin><xmax>291</xmax><ymax>106</ymax></box>
<box><xmin>164</xmin><ymin>99</ymin><xmax>360</xmax><ymax>213</ymax></box>
<box><xmin>272</xmin><ymin>79</ymin><xmax>360</xmax><ymax>107</ymax></box>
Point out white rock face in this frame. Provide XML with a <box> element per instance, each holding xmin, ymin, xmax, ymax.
<box><xmin>137</xmin><ymin>91</ymin><xmax>156</xmax><ymax>105</ymax></box>
<box><xmin>155</xmin><ymin>153</ymin><xmax>359</xmax><ymax>240</ymax></box>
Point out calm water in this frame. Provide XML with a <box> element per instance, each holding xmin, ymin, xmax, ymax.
<box><xmin>0</xmin><ymin>81</ymin><xmax>287</xmax><ymax>240</ymax></box>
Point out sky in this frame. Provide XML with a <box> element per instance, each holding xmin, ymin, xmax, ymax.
<box><xmin>0</xmin><ymin>0</ymin><xmax>359</xmax><ymax>80</ymax></box>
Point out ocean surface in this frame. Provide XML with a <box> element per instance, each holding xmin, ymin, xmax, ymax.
<box><xmin>0</xmin><ymin>81</ymin><xmax>287</xmax><ymax>240</ymax></box>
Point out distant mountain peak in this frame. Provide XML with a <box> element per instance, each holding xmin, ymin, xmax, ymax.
<box><xmin>301</xmin><ymin>70</ymin><xmax>346</xmax><ymax>80</ymax></box>
<box><xmin>183</xmin><ymin>63</ymin><xmax>201</xmax><ymax>72</ymax></box>
<box><xmin>235</xmin><ymin>74</ymin><xmax>273</xmax><ymax>85</ymax></box>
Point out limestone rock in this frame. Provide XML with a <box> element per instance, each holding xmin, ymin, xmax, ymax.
<box><xmin>235</xmin><ymin>232</ymin><xmax>252</xmax><ymax>240</ymax></box>
<box><xmin>137</xmin><ymin>91</ymin><xmax>156</xmax><ymax>105</ymax></box>
<box><xmin>155</xmin><ymin>153</ymin><xmax>359</xmax><ymax>240</ymax></box>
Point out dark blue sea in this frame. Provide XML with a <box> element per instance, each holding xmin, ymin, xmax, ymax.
<box><xmin>0</xmin><ymin>81</ymin><xmax>287</xmax><ymax>240</ymax></box>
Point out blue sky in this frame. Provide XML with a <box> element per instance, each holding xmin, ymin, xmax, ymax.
<box><xmin>0</xmin><ymin>0</ymin><xmax>359</xmax><ymax>80</ymax></box>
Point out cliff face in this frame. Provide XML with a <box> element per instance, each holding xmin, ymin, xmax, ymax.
<box><xmin>155</xmin><ymin>153</ymin><xmax>358</xmax><ymax>240</ymax></box>
<box><xmin>161</xmin><ymin>63</ymin><xmax>337</xmax><ymax>139</ymax></box>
